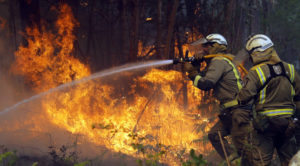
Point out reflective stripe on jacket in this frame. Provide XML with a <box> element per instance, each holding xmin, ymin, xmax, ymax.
<box><xmin>193</xmin><ymin>55</ymin><xmax>242</xmax><ymax>104</ymax></box>
<box><xmin>238</xmin><ymin>61</ymin><xmax>296</xmax><ymax>117</ymax></box>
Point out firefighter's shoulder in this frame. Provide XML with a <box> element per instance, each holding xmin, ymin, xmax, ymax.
<box><xmin>250</xmin><ymin>63</ymin><xmax>267</xmax><ymax>71</ymax></box>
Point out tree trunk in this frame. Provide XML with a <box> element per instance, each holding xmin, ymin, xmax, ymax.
<box><xmin>129</xmin><ymin>0</ymin><xmax>139</xmax><ymax>62</ymax></box>
<box><xmin>262</xmin><ymin>0</ymin><xmax>270</xmax><ymax>33</ymax></box>
<box><xmin>176</xmin><ymin>29</ymin><xmax>188</xmax><ymax>109</ymax></box>
<box><xmin>224</xmin><ymin>0</ymin><xmax>235</xmax><ymax>52</ymax></box>
<box><xmin>155</xmin><ymin>0</ymin><xmax>162</xmax><ymax>59</ymax></box>
<box><xmin>9</xmin><ymin>0</ymin><xmax>17</xmax><ymax>50</ymax></box>
<box><xmin>120</xmin><ymin>0</ymin><xmax>127</xmax><ymax>64</ymax></box>
<box><xmin>248</xmin><ymin>0</ymin><xmax>261</xmax><ymax>34</ymax></box>
<box><xmin>86</xmin><ymin>0</ymin><xmax>96</xmax><ymax>69</ymax></box>
<box><xmin>184</xmin><ymin>0</ymin><xmax>196</xmax><ymax>32</ymax></box>
<box><xmin>231</xmin><ymin>0</ymin><xmax>246</xmax><ymax>52</ymax></box>
<box><xmin>165</xmin><ymin>0</ymin><xmax>179</xmax><ymax>59</ymax></box>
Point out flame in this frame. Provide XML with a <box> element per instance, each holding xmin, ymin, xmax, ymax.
<box><xmin>43</xmin><ymin>69</ymin><xmax>216</xmax><ymax>164</ymax></box>
<box><xmin>11</xmin><ymin>4</ymin><xmax>90</xmax><ymax>92</ymax></box>
<box><xmin>174</xmin><ymin>33</ymin><xmax>204</xmax><ymax>59</ymax></box>
<box><xmin>10</xmin><ymin>4</ymin><xmax>218</xmax><ymax>165</ymax></box>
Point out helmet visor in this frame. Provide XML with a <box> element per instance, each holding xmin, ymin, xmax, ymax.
<box><xmin>188</xmin><ymin>38</ymin><xmax>208</xmax><ymax>55</ymax></box>
<box><xmin>190</xmin><ymin>38</ymin><xmax>208</xmax><ymax>46</ymax></box>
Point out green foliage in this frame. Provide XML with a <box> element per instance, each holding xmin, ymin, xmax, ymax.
<box><xmin>131</xmin><ymin>143</ymin><xmax>145</xmax><ymax>154</ymax></box>
<box><xmin>31</xmin><ymin>162</ymin><xmax>38</xmax><ymax>166</ymax></box>
<box><xmin>0</xmin><ymin>151</ymin><xmax>18</xmax><ymax>166</ymax></box>
<box><xmin>181</xmin><ymin>149</ymin><xmax>207</xmax><ymax>166</ymax></box>
<box><xmin>129</xmin><ymin>132</ymin><xmax>168</xmax><ymax>166</ymax></box>
<box><xmin>217</xmin><ymin>157</ymin><xmax>241</xmax><ymax>166</ymax></box>
<box><xmin>92</xmin><ymin>122</ymin><xmax>210</xmax><ymax>166</ymax></box>
<box><xmin>48</xmin><ymin>143</ymin><xmax>92</xmax><ymax>166</ymax></box>
<box><xmin>74</xmin><ymin>161</ymin><xmax>90</xmax><ymax>166</ymax></box>
<box><xmin>131</xmin><ymin>142</ymin><xmax>166</xmax><ymax>166</ymax></box>
<box><xmin>231</xmin><ymin>157</ymin><xmax>241</xmax><ymax>166</ymax></box>
<box><xmin>48</xmin><ymin>143</ymin><xmax>79</xmax><ymax>166</ymax></box>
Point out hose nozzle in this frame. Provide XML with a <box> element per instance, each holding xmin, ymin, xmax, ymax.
<box><xmin>173</xmin><ymin>57</ymin><xmax>196</xmax><ymax>64</ymax></box>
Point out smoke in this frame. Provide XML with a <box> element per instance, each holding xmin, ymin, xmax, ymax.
<box><xmin>0</xmin><ymin>13</ymin><xmax>22</xmax><ymax>111</ymax></box>
<box><xmin>0</xmin><ymin>72</ymin><xmax>16</xmax><ymax>110</ymax></box>
<box><xmin>0</xmin><ymin>35</ymin><xmax>51</xmax><ymax>158</ymax></box>
<box><xmin>0</xmin><ymin>19</ymin><xmax>145</xmax><ymax>166</ymax></box>
<box><xmin>0</xmin><ymin>77</ymin><xmax>138</xmax><ymax>164</ymax></box>
<box><xmin>234</xmin><ymin>48</ymin><xmax>253</xmax><ymax>70</ymax></box>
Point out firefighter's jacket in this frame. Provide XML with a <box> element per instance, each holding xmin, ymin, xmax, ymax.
<box><xmin>238</xmin><ymin>49</ymin><xmax>300</xmax><ymax>117</ymax></box>
<box><xmin>193</xmin><ymin>54</ymin><xmax>242</xmax><ymax>106</ymax></box>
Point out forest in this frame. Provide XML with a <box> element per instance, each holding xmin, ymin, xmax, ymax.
<box><xmin>0</xmin><ymin>0</ymin><xmax>299</xmax><ymax>166</ymax></box>
<box><xmin>0</xmin><ymin>0</ymin><xmax>299</xmax><ymax>72</ymax></box>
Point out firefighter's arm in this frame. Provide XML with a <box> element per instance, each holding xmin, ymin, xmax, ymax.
<box><xmin>192</xmin><ymin>59</ymin><xmax>225</xmax><ymax>91</ymax></box>
<box><xmin>238</xmin><ymin>69</ymin><xmax>261</xmax><ymax>105</ymax></box>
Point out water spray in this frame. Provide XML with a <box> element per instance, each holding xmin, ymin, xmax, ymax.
<box><xmin>1</xmin><ymin>55</ymin><xmax>247</xmax><ymax>116</ymax></box>
<box><xmin>0</xmin><ymin>60</ymin><xmax>174</xmax><ymax>115</ymax></box>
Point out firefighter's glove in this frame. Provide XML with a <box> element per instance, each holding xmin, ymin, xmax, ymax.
<box><xmin>191</xmin><ymin>53</ymin><xmax>204</xmax><ymax>67</ymax></box>
<box><xmin>184</xmin><ymin>62</ymin><xmax>198</xmax><ymax>80</ymax></box>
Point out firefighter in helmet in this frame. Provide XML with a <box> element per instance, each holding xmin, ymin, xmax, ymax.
<box><xmin>237</xmin><ymin>34</ymin><xmax>300</xmax><ymax>165</ymax></box>
<box><xmin>184</xmin><ymin>34</ymin><xmax>242</xmax><ymax>162</ymax></box>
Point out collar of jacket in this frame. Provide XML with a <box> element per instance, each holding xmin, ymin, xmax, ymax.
<box><xmin>204</xmin><ymin>53</ymin><xmax>235</xmax><ymax>61</ymax></box>
<box><xmin>251</xmin><ymin>47</ymin><xmax>281</xmax><ymax>66</ymax></box>
<box><xmin>208</xmin><ymin>43</ymin><xmax>227</xmax><ymax>54</ymax></box>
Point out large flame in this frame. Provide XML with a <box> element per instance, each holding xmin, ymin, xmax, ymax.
<box><xmin>10</xmin><ymin>4</ymin><xmax>218</xmax><ymax>165</ymax></box>
<box><xmin>11</xmin><ymin>4</ymin><xmax>90</xmax><ymax>92</ymax></box>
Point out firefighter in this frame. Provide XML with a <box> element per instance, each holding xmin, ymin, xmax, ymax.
<box><xmin>237</xmin><ymin>34</ymin><xmax>300</xmax><ymax>166</ymax></box>
<box><xmin>184</xmin><ymin>34</ymin><xmax>242</xmax><ymax>162</ymax></box>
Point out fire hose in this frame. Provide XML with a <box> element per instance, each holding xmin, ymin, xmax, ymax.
<box><xmin>173</xmin><ymin>51</ymin><xmax>248</xmax><ymax>75</ymax></box>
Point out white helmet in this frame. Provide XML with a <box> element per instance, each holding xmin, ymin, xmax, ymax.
<box><xmin>205</xmin><ymin>34</ymin><xmax>227</xmax><ymax>46</ymax></box>
<box><xmin>245</xmin><ymin>34</ymin><xmax>274</xmax><ymax>54</ymax></box>
<box><xmin>190</xmin><ymin>33</ymin><xmax>227</xmax><ymax>47</ymax></box>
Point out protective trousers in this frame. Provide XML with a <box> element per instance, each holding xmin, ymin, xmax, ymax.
<box><xmin>243</xmin><ymin>117</ymin><xmax>297</xmax><ymax>166</ymax></box>
<box><xmin>231</xmin><ymin>109</ymin><xmax>253</xmax><ymax>165</ymax></box>
<box><xmin>294</xmin><ymin>123</ymin><xmax>300</xmax><ymax>150</ymax></box>
<box><xmin>208</xmin><ymin>107</ymin><xmax>234</xmax><ymax>160</ymax></box>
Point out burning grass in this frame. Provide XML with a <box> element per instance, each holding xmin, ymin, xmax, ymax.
<box><xmin>39</xmin><ymin>68</ymin><xmax>218</xmax><ymax>165</ymax></box>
